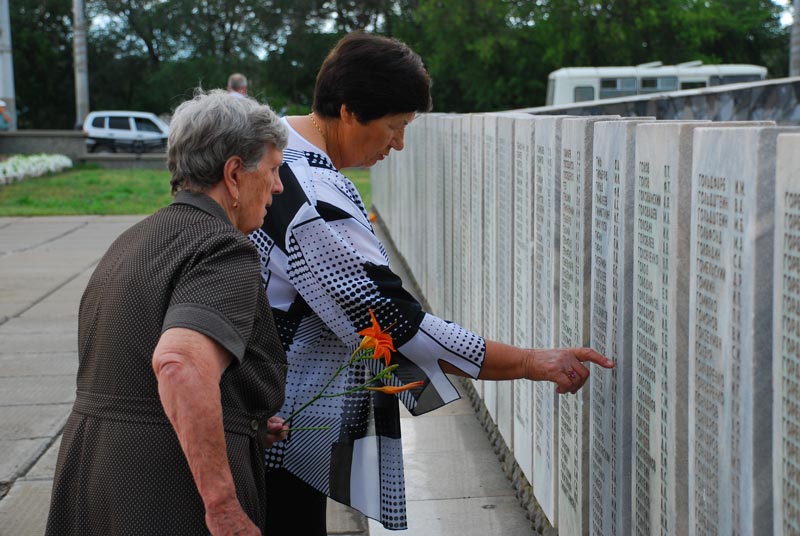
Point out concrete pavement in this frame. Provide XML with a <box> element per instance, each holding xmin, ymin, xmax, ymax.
<box><xmin>0</xmin><ymin>215</ymin><xmax>539</xmax><ymax>536</ymax></box>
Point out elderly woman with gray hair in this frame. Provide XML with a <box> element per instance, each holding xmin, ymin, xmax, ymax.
<box><xmin>45</xmin><ymin>89</ymin><xmax>289</xmax><ymax>536</ymax></box>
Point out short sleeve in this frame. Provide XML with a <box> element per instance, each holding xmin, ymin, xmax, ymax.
<box><xmin>163</xmin><ymin>229</ymin><xmax>262</xmax><ymax>360</ymax></box>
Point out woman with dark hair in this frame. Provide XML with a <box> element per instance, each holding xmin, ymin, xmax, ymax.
<box><xmin>250</xmin><ymin>31</ymin><xmax>613</xmax><ymax>533</ymax></box>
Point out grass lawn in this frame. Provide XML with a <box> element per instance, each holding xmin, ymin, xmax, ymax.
<box><xmin>0</xmin><ymin>165</ymin><xmax>371</xmax><ymax>216</ymax></box>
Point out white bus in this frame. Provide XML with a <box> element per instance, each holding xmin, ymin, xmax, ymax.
<box><xmin>545</xmin><ymin>61</ymin><xmax>767</xmax><ymax>106</ymax></box>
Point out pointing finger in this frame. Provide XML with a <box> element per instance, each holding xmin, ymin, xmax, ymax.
<box><xmin>576</xmin><ymin>348</ymin><xmax>614</xmax><ymax>368</ymax></box>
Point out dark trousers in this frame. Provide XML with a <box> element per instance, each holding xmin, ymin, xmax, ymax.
<box><xmin>265</xmin><ymin>468</ymin><xmax>328</xmax><ymax>535</ymax></box>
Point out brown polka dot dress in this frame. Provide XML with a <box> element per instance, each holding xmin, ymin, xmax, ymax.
<box><xmin>45</xmin><ymin>191</ymin><xmax>288</xmax><ymax>535</ymax></box>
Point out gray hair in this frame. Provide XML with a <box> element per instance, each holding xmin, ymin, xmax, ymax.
<box><xmin>168</xmin><ymin>89</ymin><xmax>287</xmax><ymax>194</ymax></box>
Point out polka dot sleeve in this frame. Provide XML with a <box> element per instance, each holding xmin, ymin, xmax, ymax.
<box><xmin>265</xmin><ymin>159</ymin><xmax>486</xmax><ymax>413</ymax></box>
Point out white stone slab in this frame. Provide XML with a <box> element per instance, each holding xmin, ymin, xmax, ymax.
<box><xmin>470</xmin><ymin>114</ymin><xmax>485</xmax><ymax>338</ymax></box>
<box><xmin>688</xmin><ymin>125</ymin><xmax>797</xmax><ymax>536</ymax></box>
<box><xmin>394</xmin><ymin>121</ymin><xmax>409</xmax><ymax>255</ymax></box>
<box><xmin>588</xmin><ymin>118</ymin><xmax>654</xmax><ymax>536</ymax></box>
<box><xmin>418</xmin><ymin>114</ymin><xmax>434</xmax><ymax>297</ymax></box>
<box><xmin>772</xmin><ymin>133</ymin><xmax>800</xmax><ymax>536</ymax></box>
<box><xmin>430</xmin><ymin>114</ymin><xmax>447</xmax><ymax>315</ymax></box>
<box><xmin>510</xmin><ymin>114</ymin><xmax>537</xmax><ymax>353</ymax></box>
<box><xmin>458</xmin><ymin>115</ymin><xmax>473</xmax><ymax>328</ymax></box>
<box><xmin>483</xmin><ymin>113</ymin><xmax>499</xmax><ymax>340</ymax></box>
<box><xmin>493</xmin><ymin>113</ymin><xmax>515</xmax><ymax>347</ymax></box>
<box><xmin>469</xmin><ymin>114</ymin><xmax>484</xmax><ymax>397</ymax></box>
<box><xmin>531</xmin><ymin>114</ymin><xmax>572</xmax><ymax>526</ymax></box>
<box><xmin>631</xmin><ymin>121</ymin><xmax>713</xmax><ymax>536</ymax></box>
<box><xmin>503</xmin><ymin>113</ymin><xmax>537</xmax><ymax>483</ymax></box>
<box><xmin>557</xmin><ymin>115</ymin><xmax>620</xmax><ymax>536</ymax></box>
<box><xmin>632</xmin><ymin>121</ymin><xmax>770</xmax><ymax>534</ymax></box>
<box><xmin>492</xmin><ymin>113</ymin><xmax>517</xmax><ymax>449</ymax></box>
<box><xmin>482</xmin><ymin>113</ymin><xmax>498</xmax><ymax>420</ymax></box>
<box><xmin>442</xmin><ymin>115</ymin><xmax>457</xmax><ymax>321</ymax></box>
<box><xmin>449</xmin><ymin>114</ymin><xmax>469</xmax><ymax>323</ymax></box>
<box><xmin>411</xmin><ymin>116</ymin><xmax>428</xmax><ymax>278</ymax></box>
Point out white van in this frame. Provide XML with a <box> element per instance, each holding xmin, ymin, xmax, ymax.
<box><xmin>545</xmin><ymin>61</ymin><xmax>767</xmax><ymax>106</ymax></box>
<box><xmin>83</xmin><ymin>111</ymin><xmax>169</xmax><ymax>153</ymax></box>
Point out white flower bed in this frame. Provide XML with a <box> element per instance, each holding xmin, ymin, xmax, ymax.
<box><xmin>0</xmin><ymin>154</ymin><xmax>73</xmax><ymax>186</ymax></box>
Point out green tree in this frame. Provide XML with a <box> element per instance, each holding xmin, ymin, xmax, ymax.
<box><xmin>8</xmin><ymin>0</ymin><xmax>792</xmax><ymax>127</ymax></box>
<box><xmin>10</xmin><ymin>0</ymin><xmax>76</xmax><ymax>128</ymax></box>
<box><xmin>393</xmin><ymin>0</ymin><xmax>788</xmax><ymax>111</ymax></box>
<box><xmin>390</xmin><ymin>0</ymin><xmax>529</xmax><ymax>112</ymax></box>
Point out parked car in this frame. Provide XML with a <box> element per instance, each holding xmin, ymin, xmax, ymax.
<box><xmin>82</xmin><ymin>111</ymin><xmax>169</xmax><ymax>153</ymax></box>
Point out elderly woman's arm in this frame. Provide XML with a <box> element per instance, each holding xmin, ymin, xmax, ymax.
<box><xmin>152</xmin><ymin>327</ymin><xmax>260</xmax><ymax>536</ymax></box>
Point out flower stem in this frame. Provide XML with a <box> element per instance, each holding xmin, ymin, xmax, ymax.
<box><xmin>282</xmin><ymin>353</ymin><xmax>367</xmax><ymax>426</ymax></box>
<box><xmin>282</xmin><ymin>355</ymin><xmax>395</xmax><ymax>426</ymax></box>
<box><xmin>318</xmin><ymin>366</ymin><xmax>397</xmax><ymax>398</ymax></box>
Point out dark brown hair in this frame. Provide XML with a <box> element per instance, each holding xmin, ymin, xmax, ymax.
<box><xmin>313</xmin><ymin>31</ymin><xmax>432</xmax><ymax>123</ymax></box>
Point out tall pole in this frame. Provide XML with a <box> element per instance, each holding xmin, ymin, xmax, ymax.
<box><xmin>73</xmin><ymin>0</ymin><xmax>89</xmax><ymax>128</ymax></box>
<box><xmin>0</xmin><ymin>0</ymin><xmax>17</xmax><ymax>130</ymax></box>
<box><xmin>792</xmin><ymin>0</ymin><xmax>800</xmax><ymax>76</ymax></box>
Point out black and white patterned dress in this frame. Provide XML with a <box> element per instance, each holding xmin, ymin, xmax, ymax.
<box><xmin>46</xmin><ymin>192</ymin><xmax>288</xmax><ymax>535</ymax></box>
<box><xmin>249</xmin><ymin>119</ymin><xmax>486</xmax><ymax>530</ymax></box>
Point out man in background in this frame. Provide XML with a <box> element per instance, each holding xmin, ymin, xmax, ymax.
<box><xmin>227</xmin><ymin>73</ymin><xmax>248</xmax><ymax>98</ymax></box>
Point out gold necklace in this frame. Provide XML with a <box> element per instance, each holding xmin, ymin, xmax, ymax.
<box><xmin>309</xmin><ymin>113</ymin><xmax>326</xmax><ymax>141</ymax></box>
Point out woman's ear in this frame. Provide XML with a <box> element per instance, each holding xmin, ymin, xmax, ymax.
<box><xmin>340</xmin><ymin>104</ymin><xmax>357</xmax><ymax>125</ymax></box>
<box><xmin>222</xmin><ymin>156</ymin><xmax>243</xmax><ymax>198</ymax></box>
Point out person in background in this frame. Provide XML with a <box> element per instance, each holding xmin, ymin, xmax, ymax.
<box><xmin>250</xmin><ymin>30</ymin><xmax>614</xmax><ymax>535</ymax></box>
<box><xmin>0</xmin><ymin>99</ymin><xmax>11</xmax><ymax>130</ymax></box>
<box><xmin>45</xmin><ymin>89</ymin><xmax>289</xmax><ymax>536</ymax></box>
<box><xmin>228</xmin><ymin>73</ymin><xmax>248</xmax><ymax>98</ymax></box>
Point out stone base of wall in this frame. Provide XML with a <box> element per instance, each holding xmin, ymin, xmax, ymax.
<box><xmin>75</xmin><ymin>153</ymin><xmax>167</xmax><ymax>170</ymax></box>
<box><xmin>0</xmin><ymin>130</ymin><xmax>87</xmax><ymax>160</ymax></box>
<box><xmin>0</xmin><ymin>131</ymin><xmax>167</xmax><ymax>170</ymax></box>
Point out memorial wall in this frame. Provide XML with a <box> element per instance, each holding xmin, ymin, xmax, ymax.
<box><xmin>370</xmin><ymin>111</ymin><xmax>799</xmax><ymax>535</ymax></box>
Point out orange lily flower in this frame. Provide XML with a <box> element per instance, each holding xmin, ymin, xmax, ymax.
<box><xmin>356</xmin><ymin>308</ymin><xmax>396</xmax><ymax>366</ymax></box>
<box><xmin>367</xmin><ymin>380</ymin><xmax>425</xmax><ymax>395</ymax></box>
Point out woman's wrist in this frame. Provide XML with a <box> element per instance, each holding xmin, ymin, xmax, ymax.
<box><xmin>522</xmin><ymin>348</ymin><xmax>539</xmax><ymax>381</ymax></box>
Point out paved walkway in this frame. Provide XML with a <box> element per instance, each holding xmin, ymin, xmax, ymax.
<box><xmin>0</xmin><ymin>215</ymin><xmax>537</xmax><ymax>536</ymax></box>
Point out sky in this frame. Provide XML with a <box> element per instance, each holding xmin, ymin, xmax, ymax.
<box><xmin>775</xmin><ymin>0</ymin><xmax>795</xmax><ymax>25</ymax></box>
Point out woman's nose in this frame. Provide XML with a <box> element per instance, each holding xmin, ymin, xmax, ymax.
<box><xmin>391</xmin><ymin>131</ymin><xmax>405</xmax><ymax>151</ymax></box>
<box><xmin>272</xmin><ymin>173</ymin><xmax>284</xmax><ymax>194</ymax></box>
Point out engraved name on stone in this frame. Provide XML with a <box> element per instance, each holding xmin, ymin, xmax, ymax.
<box><xmin>689</xmin><ymin>125</ymin><xmax>795</xmax><ymax>536</ymax></box>
<box><xmin>508</xmin><ymin>113</ymin><xmax>537</xmax><ymax>482</ymax></box>
<box><xmin>558</xmin><ymin>115</ymin><xmax>619</xmax><ymax>536</ymax></box>
<box><xmin>458</xmin><ymin>115</ymin><xmax>472</xmax><ymax>328</ymax></box>
<box><xmin>632</xmin><ymin>121</ymin><xmax>710</xmax><ymax>536</ymax></box>
<box><xmin>493</xmin><ymin>113</ymin><xmax>516</xmax><ymax>446</ymax></box>
<box><xmin>531</xmin><ymin>114</ymin><xmax>571</xmax><ymax>525</ymax></box>
<box><xmin>482</xmin><ymin>113</ymin><xmax>499</xmax><ymax>419</ymax></box>
<box><xmin>589</xmin><ymin>118</ymin><xmax>654</xmax><ymax>536</ymax></box>
<box><xmin>773</xmin><ymin>133</ymin><xmax>800</xmax><ymax>536</ymax></box>
<box><xmin>442</xmin><ymin>115</ymin><xmax>456</xmax><ymax>320</ymax></box>
<box><xmin>450</xmin><ymin>115</ymin><xmax>463</xmax><ymax>324</ymax></box>
<box><xmin>470</xmin><ymin>113</ymin><xmax>485</xmax><ymax>338</ymax></box>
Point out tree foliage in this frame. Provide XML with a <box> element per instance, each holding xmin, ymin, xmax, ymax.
<box><xmin>10</xmin><ymin>0</ymin><xmax>76</xmax><ymax>128</ymax></box>
<box><xmin>9</xmin><ymin>0</ymin><xmax>790</xmax><ymax>127</ymax></box>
